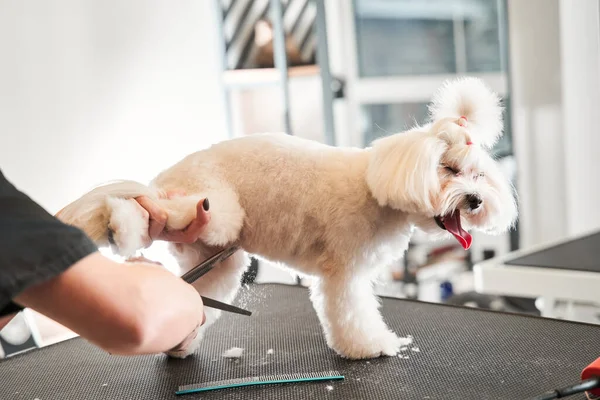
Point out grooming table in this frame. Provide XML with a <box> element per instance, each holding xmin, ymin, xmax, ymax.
<box><xmin>474</xmin><ymin>230</ymin><xmax>600</xmax><ymax>319</ymax></box>
<box><xmin>1</xmin><ymin>284</ymin><xmax>598</xmax><ymax>400</ymax></box>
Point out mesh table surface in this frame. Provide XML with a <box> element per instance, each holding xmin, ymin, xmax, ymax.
<box><xmin>505</xmin><ymin>231</ymin><xmax>600</xmax><ymax>272</ymax></box>
<box><xmin>1</xmin><ymin>283</ymin><xmax>598</xmax><ymax>400</ymax></box>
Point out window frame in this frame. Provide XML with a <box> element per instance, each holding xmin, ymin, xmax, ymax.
<box><xmin>332</xmin><ymin>0</ymin><xmax>510</xmax><ymax>149</ymax></box>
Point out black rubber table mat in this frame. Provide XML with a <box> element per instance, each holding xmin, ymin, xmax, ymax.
<box><xmin>505</xmin><ymin>231</ymin><xmax>600</xmax><ymax>272</ymax></box>
<box><xmin>1</xmin><ymin>283</ymin><xmax>599</xmax><ymax>400</ymax></box>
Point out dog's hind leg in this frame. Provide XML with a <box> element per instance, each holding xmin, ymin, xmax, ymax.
<box><xmin>164</xmin><ymin>242</ymin><xmax>250</xmax><ymax>358</ymax></box>
<box><xmin>310</xmin><ymin>270</ymin><xmax>403</xmax><ymax>359</ymax></box>
<box><xmin>197</xmin><ymin>185</ymin><xmax>245</xmax><ymax>247</ymax></box>
<box><xmin>156</xmin><ymin>182</ymin><xmax>245</xmax><ymax>248</ymax></box>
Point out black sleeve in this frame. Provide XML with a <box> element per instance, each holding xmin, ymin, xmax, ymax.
<box><xmin>0</xmin><ymin>169</ymin><xmax>98</xmax><ymax>317</ymax></box>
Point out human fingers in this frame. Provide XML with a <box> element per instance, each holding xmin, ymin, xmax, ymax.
<box><xmin>158</xmin><ymin>198</ymin><xmax>210</xmax><ymax>244</ymax></box>
<box><xmin>134</xmin><ymin>196</ymin><xmax>167</xmax><ymax>240</ymax></box>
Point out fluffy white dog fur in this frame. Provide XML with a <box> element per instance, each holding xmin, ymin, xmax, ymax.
<box><xmin>56</xmin><ymin>77</ymin><xmax>518</xmax><ymax>360</ymax></box>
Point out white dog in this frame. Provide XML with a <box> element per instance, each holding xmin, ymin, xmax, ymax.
<box><xmin>56</xmin><ymin>77</ymin><xmax>518</xmax><ymax>360</ymax></box>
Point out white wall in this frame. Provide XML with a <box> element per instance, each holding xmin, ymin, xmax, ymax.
<box><xmin>0</xmin><ymin>0</ymin><xmax>227</xmax><ymax>214</ymax></box>
<box><xmin>558</xmin><ymin>0</ymin><xmax>600</xmax><ymax>237</ymax></box>
<box><xmin>508</xmin><ymin>0</ymin><xmax>600</xmax><ymax>248</ymax></box>
<box><xmin>508</xmin><ymin>0</ymin><xmax>567</xmax><ymax>248</ymax></box>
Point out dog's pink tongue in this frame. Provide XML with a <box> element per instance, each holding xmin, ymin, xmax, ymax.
<box><xmin>444</xmin><ymin>210</ymin><xmax>472</xmax><ymax>250</ymax></box>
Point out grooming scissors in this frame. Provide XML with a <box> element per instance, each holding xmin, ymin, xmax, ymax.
<box><xmin>181</xmin><ymin>245</ymin><xmax>252</xmax><ymax>316</ymax></box>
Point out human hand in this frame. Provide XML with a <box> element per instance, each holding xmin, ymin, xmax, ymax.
<box><xmin>125</xmin><ymin>255</ymin><xmax>163</xmax><ymax>266</ymax></box>
<box><xmin>13</xmin><ymin>252</ymin><xmax>205</xmax><ymax>356</ymax></box>
<box><xmin>122</xmin><ymin>255</ymin><xmax>206</xmax><ymax>357</ymax></box>
<box><xmin>134</xmin><ymin>191</ymin><xmax>211</xmax><ymax>245</ymax></box>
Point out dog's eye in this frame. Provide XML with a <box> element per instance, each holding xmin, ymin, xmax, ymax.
<box><xmin>443</xmin><ymin>165</ymin><xmax>460</xmax><ymax>175</ymax></box>
<box><xmin>478</xmin><ymin>172</ymin><xmax>485</xmax><ymax>178</ymax></box>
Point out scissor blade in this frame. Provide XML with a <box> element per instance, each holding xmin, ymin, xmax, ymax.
<box><xmin>181</xmin><ymin>246</ymin><xmax>240</xmax><ymax>285</ymax></box>
<box><xmin>179</xmin><ymin>245</ymin><xmax>252</xmax><ymax>316</ymax></box>
<box><xmin>201</xmin><ymin>296</ymin><xmax>252</xmax><ymax>316</ymax></box>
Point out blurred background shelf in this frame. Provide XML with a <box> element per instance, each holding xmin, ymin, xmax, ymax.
<box><xmin>223</xmin><ymin>64</ymin><xmax>320</xmax><ymax>88</ymax></box>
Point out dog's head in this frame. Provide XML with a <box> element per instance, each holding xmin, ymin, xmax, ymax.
<box><xmin>366</xmin><ymin>77</ymin><xmax>518</xmax><ymax>249</ymax></box>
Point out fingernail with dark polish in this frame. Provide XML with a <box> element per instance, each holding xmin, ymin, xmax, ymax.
<box><xmin>203</xmin><ymin>198</ymin><xmax>210</xmax><ymax>211</ymax></box>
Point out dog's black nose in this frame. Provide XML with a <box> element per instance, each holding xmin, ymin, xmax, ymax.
<box><xmin>467</xmin><ymin>194</ymin><xmax>482</xmax><ymax>210</ymax></box>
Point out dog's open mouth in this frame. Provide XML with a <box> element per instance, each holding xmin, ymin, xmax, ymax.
<box><xmin>434</xmin><ymin>210</ymin><xmax>472</xmax><ymax>250</ymax></box>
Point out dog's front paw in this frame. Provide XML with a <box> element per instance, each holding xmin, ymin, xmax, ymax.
<box><xmin>329</xmin><ymin>329</ymin><xmax>403</xmax><ymax>360</ymax></box>
<box><xmin>164</xmin><ymin>327</ymin><xmax>205</xmax><ymax>359</ymax></box>
<box><xmin>106</xmin><ymin>198</ymin><xmax>150</xmax><ymax>257</ymax></box>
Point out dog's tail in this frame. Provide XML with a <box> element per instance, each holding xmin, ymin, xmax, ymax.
<box><xmin>428</xmin><ymin>77</ymin><xmax>503</xmax><ymax>148</ymax></box>
<box><xmin>56</xmin><ymin>180</ymin><xmax>158</xmax><ymax>242</ymax></box>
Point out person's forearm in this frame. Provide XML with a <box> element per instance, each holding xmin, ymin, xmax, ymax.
<box><xmin>14</xmin><ymin>252</ymin><xmax>204</xmax><ymax>355</ymax></box>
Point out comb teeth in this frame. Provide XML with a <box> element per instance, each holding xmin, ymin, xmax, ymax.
<box><xmin>176</xmin><ymin>371</ymin><xmax>344</xmax><ymax>394</ymax></box>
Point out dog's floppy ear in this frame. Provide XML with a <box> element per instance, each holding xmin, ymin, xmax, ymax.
<box><xmin>366</xmin><ymin>130</ymin><xmax>446</xmax><ymax>214</ymax></box>
<box><xmin>428</xmin><ymin>77</ymin><xmax>503</xmax><ymax>149</ymax></box>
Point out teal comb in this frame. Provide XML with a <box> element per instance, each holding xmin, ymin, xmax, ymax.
<box><xmin>176</xmin><ymin>370</ymin><xmax>345</xmax><ymax>395</ymax></box>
